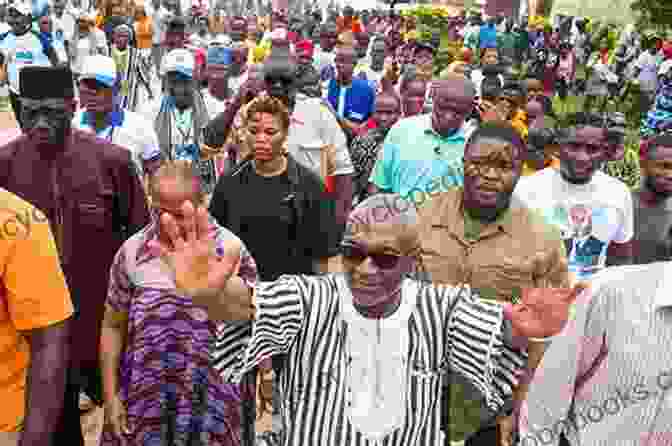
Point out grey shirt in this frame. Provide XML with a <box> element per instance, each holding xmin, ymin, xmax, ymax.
<box><xmin>633</xmin><ymin>190</ymin><xmax>672</xmax><ymax>264</ymax></box>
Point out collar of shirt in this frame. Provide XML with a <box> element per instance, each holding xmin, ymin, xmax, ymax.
<box><xmin>422</xmin><ymin>115</ymin><xmax>467</xmax><ymax>144</ymax></box>
<box><xmin>429</xmin><ymin>189</ymin><xmax>516</xmax><ymax>240</ymax></box>
<box><xmin>81</xmin><ymin>108</ymin><xmax>125</xmax><ymax>134</ymax></box>
<box><xmin>653</xmin><ymin>262</ymin><xmax>672</xmax><ymax>309</ymax></box>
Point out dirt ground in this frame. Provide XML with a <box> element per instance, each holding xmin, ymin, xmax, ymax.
<box><xmin>0</xmin><ymin>110</ymin><xmax>272</xmax><ymax>445</ymax></box>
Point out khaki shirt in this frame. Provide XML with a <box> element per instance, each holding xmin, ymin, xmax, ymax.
<box><xmin>418</xmin><ymin>188</ymin><xmax>570</xmax><ymax>303</ymax></box>
<box><xmin>417</xmin><ymin>188</ymin><xmax>570</xmax><ymax>441</ymax></box>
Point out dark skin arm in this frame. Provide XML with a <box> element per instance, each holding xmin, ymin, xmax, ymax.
<box><xmin>19</xmin><ymin>318</ymin><xmax>71</xmax><ymax>446</ymax></box>
<box><xmin>332</xmin><ymin>173</ymin><xmax>353</xmax><ymax>227</ymax></box>
<box><xmin>605</xmin><ymin>240</ymin><xmax>633</xmax><ymax>267</ymax></box>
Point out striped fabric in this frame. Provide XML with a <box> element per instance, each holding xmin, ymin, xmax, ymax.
<box><xmin>214</xmin><ymin>274</ymin><xmax>527</xmax><ymax>446</ymax></box>
<box><xmin>520</xmin><ymin>263</ymin><xmax>672</xmax><ymax>446</ymax></box>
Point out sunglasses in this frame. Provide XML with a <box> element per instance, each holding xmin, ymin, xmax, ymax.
<box><xmin>341</xmin><ymin>244</ymin><xmax>402</xmax><ymax>269</ymax></box>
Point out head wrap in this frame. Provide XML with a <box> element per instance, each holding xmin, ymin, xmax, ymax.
<box><xmin>20</xmin><ymin>66</ymin><xmax>75</xmax><ymax>99</ymax></box>
<box><xmin>114</xmin><ymin>24</ymin><xmax>132</xmax><ymax>34</ymax></box>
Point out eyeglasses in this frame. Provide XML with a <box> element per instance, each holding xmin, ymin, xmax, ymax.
<box><xmin>341</xmin><ymin>244</ymin><xmax>401</xmax><ymax>269</ymax></box>
<box><xmin>463</xmin><ymin>158</ymin><xmax>514</xmax><ymax>176</ymax></box>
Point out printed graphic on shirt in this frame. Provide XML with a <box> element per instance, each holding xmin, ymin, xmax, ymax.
<box><xmin>547</xmin><ymin>202</ymin><xmax>621</xmax><ymax>280</ymax></box>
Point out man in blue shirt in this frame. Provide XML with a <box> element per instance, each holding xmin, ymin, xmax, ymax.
<box><xmin>326</xmin><ymin>45</ymin><xmax>375</xmax><ymax>140</ymax></box>
<box><xmin>368</xmin><ymin>74</ymin><xmax>477</xmax><ymax>207</ymax></box>
<box><xmin>479</xmin><ymin>16</ymin><xmax>498</xmax><ymax>50</ymax></box>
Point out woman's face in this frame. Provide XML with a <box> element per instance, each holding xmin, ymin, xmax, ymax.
<box><xmin>246</xmin><ymin>112</ymin><xmax>287</xmax><ymax>162</ymax></box>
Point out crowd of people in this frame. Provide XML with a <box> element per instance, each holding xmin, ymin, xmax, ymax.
<box><xmin>0</xmin><ymin>1</ymin><xmax>671</xmax><ymax>446</ymax></box>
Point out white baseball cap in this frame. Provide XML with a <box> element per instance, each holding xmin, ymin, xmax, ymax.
<box><xmin>160</xmin><ymin>48</ymin><xmax>195</xmax><ymax>78</ymax></box>
<box><xmin>79</xmin><ymin>55</ymin><xmax>118</xmax><ymax>88</ymax></box>
<box><xmin>9</xmin><ymin>2</ymin><xmax>32</xmax><ymax>16</ymax></box>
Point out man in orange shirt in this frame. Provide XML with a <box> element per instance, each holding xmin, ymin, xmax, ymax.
<box><xmin>0</xmin><ymin>189</ymin><xmax>73</xmax><ymax>446</ymax></box>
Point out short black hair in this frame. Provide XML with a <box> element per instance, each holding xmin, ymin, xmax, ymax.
<box><xmin>466</xmin><ymin>121</ymin><xmax>526</xmax><ymax>158</ymax></box>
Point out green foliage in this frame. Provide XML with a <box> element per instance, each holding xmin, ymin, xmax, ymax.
<box><xmin>631</xmin><ymin>0</ymin><xmax>672</xmax><ymax>30</ymax></box>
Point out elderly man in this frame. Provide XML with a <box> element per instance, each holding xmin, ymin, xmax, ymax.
<box><xmin>0</xmin><ymin>65</ymin><xmax>149</xmax><ymax>446</ymax></box>
<box><xmin>147</xmin><ymin>192</ymin><xmax>582</xmax><ymax>446</ymax></box>
<box><xmin>110</xmin><ymin>23</ymin><xmax>154</xmax><ymax>110</ymax></box>
<box><xmin>140</xmin><ymin>49</ymin><xmax>215</xmax><ymax>194</ymax></box>
<box><xmin>0</xmin><ymin>189</ymin><xmax>73</xmax><ymax>446</ymax></box>
<box><xmin>369</xmin><ymin>74</ymin><xmax>477</xmax><ymax>200</ymax></box>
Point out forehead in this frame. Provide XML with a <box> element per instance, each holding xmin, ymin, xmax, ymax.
<box><xmin>154</xmin><ymin>177</ymin><xmax>198</xmax><ymax>203</ymax></box>
<box><xmin>345</xmin><ymin>222</ymin><xmax>407</xmax><ymax>253</ymax></box>
<box><xmin>466</xmin><ymin>136</ymin><xmax>518</xmax><ymax>159</ymax></box>
<box><xmin>433</xmin><ymin>80</ymin><xmax>475</xmax><ymax>104</ymax></box>
<box><xmin>248</xmin><ymin>112</ymin><xmax>281</xmax><ymax>127</ymax></box>
<box><xmin>335</xmin><ymin>49</ymin><xmax>356</xmax><ymax>59</ymax></box>
<box><xmin>375</xmin><ymin>95</ymin><xmax>399</xmax><ymax>109</ymax></box>
<box><xmin>405</xmin><ymin>80</ymin><xmax>427</xmax><ymax>92</ymax></box>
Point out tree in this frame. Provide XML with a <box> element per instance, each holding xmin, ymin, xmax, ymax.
<box><xmin>631</xmin><ymin>0</ymin><xmax>672</xmax><ymax>30</ymax></box>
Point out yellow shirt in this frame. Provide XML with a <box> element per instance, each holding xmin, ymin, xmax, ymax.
<box><xmin>0</xmin><ymin>189</ymin><xmax>73</xmax><ymax>432</ymax></box>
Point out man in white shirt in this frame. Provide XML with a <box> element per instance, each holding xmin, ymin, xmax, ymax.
<box><xmin>72</xmin><ymin>54</ymin><xmax>159</xmax><ymax>179</ymax></box>
<box><xmin>0</xmin><ymin>1</ymin><xmax>66</xmax><ymax>125</ymax></box>
<box><xmin>514</xmin><ymin>112</ymin><xmax>634</xmax><ymax>284</ymax></box>
<box><xmin>139</xmin><ymin>48</ymin><xmax>216</xmax><ymax>193</ymax></box>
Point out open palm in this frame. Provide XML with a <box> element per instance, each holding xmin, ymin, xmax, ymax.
<box><xmin>511</xmin><ymin>283</ymin><xmax>588</xmax><ymax>339</ymax></box>
<box><xmin>148</xmin><ymin>202</ymin><xmax>241</xmax><ymax>301</ymax></box>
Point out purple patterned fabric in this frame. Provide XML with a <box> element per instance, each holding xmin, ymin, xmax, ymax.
<box><xmin>102</xmin><ymin>222</ymin><xmax>258</xmax><ymax>446</ymax></box>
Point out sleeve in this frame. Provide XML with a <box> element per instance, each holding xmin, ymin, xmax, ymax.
<box><xmin>613</xmin><ymin>189</ymin><xmax>634</xmax><ymax>244</ymax></box>
<box><xmin>440</xmin><ymin>285</ymin><xmax>528</xmax><ymax>415</ymax></box>
<box><xmin>303</xmin><ymin>181</ymin><xmax>340</xmax><ymax>260</ymax></box>
<box><xmin>1</xmin><ymin>208</ymin><xmax>73</xmax><ymax>331</ymax></box>
<box><xmin>208</xmin><ymin>175</ymin><xmax>230</xmax><ymax>227</ymax></box>
<box><xmin>214</xmin><ymin>275</ymin><xmax>307</xmax><ymax>382</ymax></box>
<box><xmin>106</xmin><ymin>245</ymin><xmax>133</xmax><ymax>313</ymax></box>
<box><xmin>518</xmin><ymin>279</ymin><xmax>610</xmax><ymax>446</ymax></box>
<box><xmin>115</xmin><ymin>150</ymin><xmax>151</xmax><ymax>240</ymax></box>
<box><xmin>318</xmin><ymin>100</ymin><xmax>354</xmax><ymax>175</ymax></box>
<box><xmin>369</xmin><ymin>129</ymin><xmax>399</xmax><ymax>192</ymax></box>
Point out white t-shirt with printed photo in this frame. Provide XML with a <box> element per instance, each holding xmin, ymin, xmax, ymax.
<box><xmin>514</xmin><ymin>168</ymin><xmax>634</xmax><ymax>283</ymax></box>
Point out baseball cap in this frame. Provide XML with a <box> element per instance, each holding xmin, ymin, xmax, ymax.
<box><xmin>79</xmin><ymin>55</ymin><xmax>118</xmax><ymax>88</ymax></box>
<box><xmin>160</xmin><ymin>48</ymin><xmax>195</xmax><ymax>78</ymax></box>
<box><xmin>9</xmin><ymin>2</ymin><xmax>32</xmax><ymax>16</ymax></box>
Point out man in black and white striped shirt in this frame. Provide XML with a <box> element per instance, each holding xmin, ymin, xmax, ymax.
<box><xmin>149</xmin><ymin>193</ymin><xmax>583</xmax><ymax>446</ymax></box>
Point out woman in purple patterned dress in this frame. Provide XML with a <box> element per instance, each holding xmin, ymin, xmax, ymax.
<box><xmin>100</xmin><ymin>160</ymin><xmax>259</xmax><ymax>446</ymax></box>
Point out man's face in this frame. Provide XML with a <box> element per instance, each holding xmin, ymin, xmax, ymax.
<box><xmin>20</xmin><ymin>97</ymin><xmax>74</xmax><ymax>146</ymax></box>
<box><xmin>526</xmin><ymin>80</ymin><xmax>544</xmax><ymax>100</ymax></box>
<box><xmin>463</xmin><ymin>136</ymin><xmax>522</xmax><ymax>212</ymax></box>
<box><xmin>402</xmin><ymin>80</ymin><xmax>426</xmax><ymax>117</ymax></box>
<box><xmin>320</xmin><ymin>31</ymin><xmax>337</xmax><ymax>51</ymax></box>
<box><xmin>53</xmin><ymin>1</ymin><xmax>65</xmax><ymax>16</ymax></box>
<box><xmin>164</xmin><ymin>30</ymin><xmax>187</xmax><ymax>50</ymax></box>
<box><xmin>207</xmin><ymin>64</ymin><xmax>229</xmax><ymax>100</ymax></box>
<box><xmin>414</xmin><ymin>48</ymin><xmax>433</xmax><ymax>67</ymax></box>
<box><xmin>8</xmin><ymin>10</ymin><xmax>30</xmax><ymax>34</ymax></box>
<box><xmin>370</xmin><ymin>42</ymin><xmax>385</xmax><ymax>70</ymax></box>
<box><xmin>79</xmin><ymin>78</ymin><xmax>115</xmax><ymax>114</ymax></box>
<box><xmin>355</xmin><ymin>34</ymin><xmax>370</xmax><ymax>59</ymax></box>
<box><xmin>373</xmin><ymin>94</ymin><xmax>400</xmax><ymax>130</ymax></box>
<box><xmin>482</xmin><ymin>49</ymin><xmax>499</xmax><ymax>65</ymax></box>
<box><xmin>643</xmin><ymin>144</ymin><xmax>672</xmax><ymax>196</ymax></box>
<box><xmin>342</xmin><ymin>223</ymin><xmax>415</xmax><ymax>310</ymax></box>
<box><xmin>431</xmin><ymin>80</ymin><xmax>475</xmax><ymax>136</ymax></box>
<box><xmin>558</xmin><ymin>126</ymin><xmax>606</xmax><ymax>183</ymax></box>
<box><xmin>230</xmin><ymin>20</ymin><xmax>247</xmax><ymax>41</ymax></box>
<box><xmin>114</xmin><ymin>30</ymin><xmax>130</xmax><ymax>49</ymax></box>
<box><xmin>335</xmin><ymin>49</ymin><xmax>356</xmax><ymax>85</ymax></box>
<box><xmin>165</xmin><ymin>72</ymin><xmax>195</xmax><ymax>109</ymax></box>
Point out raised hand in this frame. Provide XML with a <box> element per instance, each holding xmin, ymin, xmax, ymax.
<box><xmin>510</xmin><ymin>283</ymin><xmax>588</xmax><ymax>340</ymax></box>
<box><xmin>148</xmin><ymin>201</ymin><xmax>242</xmax><ymax>302</ymax></box>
